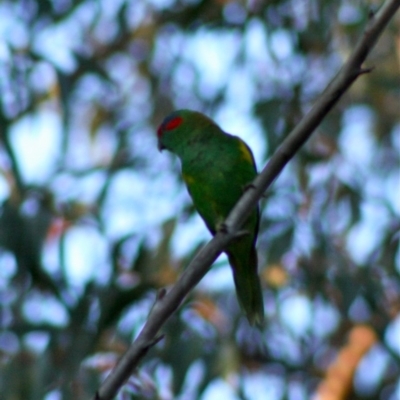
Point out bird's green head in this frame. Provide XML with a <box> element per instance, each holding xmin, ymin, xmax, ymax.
<box><xmin>157</xmin><ymin>109</ymin><xmax>216</xmax><ymax>155</ymax></box>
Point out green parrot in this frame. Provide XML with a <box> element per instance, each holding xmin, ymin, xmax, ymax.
<box><xmin>157</xmin><ymin>109</ymin><xmax>264</xmax><ymax>326</ymax></box>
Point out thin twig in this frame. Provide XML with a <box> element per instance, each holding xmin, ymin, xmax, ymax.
<box><xmin>93</xmin><ymin>1</ymin><xmax>399</xmax><ymax>398</ymax></box>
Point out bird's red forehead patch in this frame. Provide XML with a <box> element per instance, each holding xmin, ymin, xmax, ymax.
<box><xmin>158</xmin><ymin>116</ymin><xmax>183</xmax><ymax>137</ymax></box>
<box><xmin>165</xmin><ymin>116</ymin><xmax>183</xmax><ymax>131</ymax></box>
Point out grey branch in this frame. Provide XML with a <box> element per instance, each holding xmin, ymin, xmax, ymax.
<box><xmin>93</xmin><ymin>0</ymin><xmax>399</xmax><ymax>399</ymax></box>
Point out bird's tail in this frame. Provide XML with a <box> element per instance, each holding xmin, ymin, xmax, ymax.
<box><xmin>227</xmin><ymin>244</ymin><xmax>264</xmax><ymax>327</ymax></box>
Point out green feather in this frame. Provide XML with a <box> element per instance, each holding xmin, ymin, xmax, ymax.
<box><xmin>158</xmin><ymin>109</ymin><xmax>264</xmax><ymax>327</ymax></box>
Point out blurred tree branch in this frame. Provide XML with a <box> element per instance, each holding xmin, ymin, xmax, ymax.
<box><xmin>94</xmin><ymin>0</ymin><xmax>400</xmax><ymax>399</ymax></box>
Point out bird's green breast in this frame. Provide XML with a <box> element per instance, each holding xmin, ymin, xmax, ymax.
<box><xmin>180</xmin><ymin>133</ymin><xmax>257</xmax><ymax>234</ymax></box>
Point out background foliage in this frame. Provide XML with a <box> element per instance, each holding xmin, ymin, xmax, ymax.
<box><xmin>0</xmin><ymin>0</ymin><xmax>399</xmax><ymax>399</ymax></box>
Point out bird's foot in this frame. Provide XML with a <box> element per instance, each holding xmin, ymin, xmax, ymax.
<box><xmin>243</xmin><ymin>182</ymin><xmax>256</xmax><ymax>192</ymax></box>
<box><xmin>234</xmin><ymin>229</ymin><xmax>250</xmax><ymax>239</ymax></box>
<box><xmin>216</xmin><ymin>221</ymin><xmax>230</xmax><ymax>234</ymax></box>
<box><xmin>217</xmin><ymin>222</ymin><xmax>249</xmax><ymax>239</ymax></box>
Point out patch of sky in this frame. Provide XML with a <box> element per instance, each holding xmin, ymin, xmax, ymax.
<box><xmin>72</xmin><ymin>0</ymin><xmax>101</xmax><ymax>33</ymax></box>
<box><xmin>346</xmin><ymin>199</ymin><xmax>390</xmax><ymax>264</ymax></box>
<box><xmin>307</xmin><ymin>161</ymin><xmax>334</xmax><ymax>190</ymax></box>
<box><xmin>129</xmin><ymin>126</ymin><xmax>161</xmax><ymax>166</ymax></box>
<box><xmin>385</xmin><ymin>314</ymin><xmax>400</xmax><ymax>357</ymax></box>
<box><xmin>270</xmin><ymin>29</ymin><xmax>294</xmax><ymax>61</ymax></box>
<box><xmin>245</xmin><ymin>18</ymin><xmax>272</xmax><ymax>69</ymax></box>
<box><xmin>82</xmin><ymin>351</ymin><xmax>119</xmax><ymax>370</ymax></box>
<box><xmin>125</xmin><ymin>0</ymin><xmax>148</xmax><ymax>29</ymax></box>
<box><xmin>387</xmin><ymin>125</ymin><xmax>400</xmax><ymax>215</ymax></box>
<box><xmin>92</xmin><ymin>126</ymin><xmax>120</xmax><ymax>165</ymax></box>
<box><xmin>33</xmin><ymin>18</ymin><xmax>79</xmax><ymax>72</ymax></box>
<box><xmin>99</xmin><ymin>0</ymin><xmax>125</xmax><ymax>17</ymax></box>
<box><xmin>201</xmin><ymin>378</ymin><xmax>239</xmax><ymax>400</ymax></box>
<box><xmin>149</xmin><ymin>0</ymin><xmax>176</xmax><ymax>9</ymax></box>
<box><xmin>224</xmin><ymin>66</ymin><xmax>255</xmax><ymax>110</ymax></box>
<box><xmin>22</xmin><ymin>293</ymin><xmax>68</xmax><ymax>326</ymax></box>
<box><xmin>42</xmin><ymin>235</ymin><xmax>61</xmax><ymax>277</ymax></box>
<box><xmin>154</xmin><ymin>363</ymin><xmax>173</xmax><ymax>400</ymax></box>
<box><xmin>348</xmin><ymin>296</ymin><xmax>371</xmax><ymax>322</ymax></box>
<box><xmin>52</xmin><ymin>170</ymin><xmax>108</xmax><ymax>204</ymax></box>
<box><xmin>329</xmin><ymin>195</ymin><xmax>353</xmax><ymax>234</ymax></box>
<box><xmin>395</xmin><ymin>382</ymin><xmax>400</xmax><ymax>399</ymax></box>
<box><xmin>223</xmin><ymin>2</ymin><xmax>247</xmax><ymax>25</ymax></box>
<box><xmin>0</xmin><ymin>4</ymin><xmax>29</xmax><ymax>52</ymax></box>
<box><xmin>9</xmin><ymin>110</ymin><xmax>62</xmax><ymax>184</ymax></box>
<box><xmin>63</xmin><ymin>225</ymin><xmax>110</xmax><ymax>286</ymax></box>
<box><xmin>215</xmin><ymin>105</ymin><xmax>266</xmax><ymax>167</ymax></box>
<box><xmin>92</xmin><ymin>0</ymin><xmax>127</xmax><ymax>45</ymax></box>
<box><xmin>338</xmin><ymin>3</ymin><xmax>363</xmax><ymax>25</ymax></box>
<box><xmin>280</xmin><ymin>293</ymin><xmax>312</xmax><ymax>336</ymax></box>
<box><xmin>198</xmin><ymin>261</ymin><xmax>234</xmax><ymax>293</ymax></box>
<box><xmin>257</xmin><ymin>27</ymin><xmax>309</xmax><ymax>89</ymax></box>
<box><xmin>0</xmin><ymin>299</ymin><xmax>15</xmax><ymax>329</ymax></box>
<box><xmin>23</xmin><ymin>331</ymin><xmax>50</xmax><ymax>353</ymax></box>
<box><xmin>173</xmin><ymin>60</ymin><xmax>197</xmax><ymax>93</ymax></box>
<box><xmin>333</xmin><ymin>104</ymin><xmax>398</xmax><ymax>263</ymax></box>
<box><xmin>64</xmin><ymin>129</ymin><xmax>102</xmax><ymax>172</ymax></box>
<box><xmin>76</xmin><ymin>72</ymin><xmax>107</xmax><ymax>101</ymax></box>
<box><xmin>264</xmin><ymin>189</ymin><xmax>297</xmax><ymax>220</ymax></box>
<box><xmin>291</xmin><ymin>0</ymin><xmax>310</xmax><ymax>30</ymax></box>
<box><xmin>102</xmin><ymin>169</ymin><xmax>182</xmax><ymax>239</ymax></box>
<box><xmin>179</xmin><ymin>360</ymin><xmax>205</xmax><ymax>400</ymax></box>
<box><xmin>354</xmin><ymin>345</ymin><xmax>389</xmax><ymax>396</ymax></box>
<box><xmin>151</xmin><ymin>27</ymin><xmax>183</xmax><ymax>74</ymax></box>
<box><xmin>294</xmin><ymin>219</ymin><xmax>315</xmax><ymax>255</ymax></box>
<box><xmin>29</xmin><ymin>61</ymin><xmax>57</xmax><ymax>93</ymax></box>
<box><xmin>302</xmin><ymin>53</ymin><xmax>341</xmax><ymax>101</ymax></box>
<box><xmin>364</xmin><ymin>171</ymin><xmax>393</xmax><ymax>205</ymax></box>
<box><xmin>105</xmin><ymin>53</ymin><xmax>138</xmax><ymax>90</ymax></box>
<box><xmin>243</xmin><ymin>372</ymin><xmax>285</xmax><ymax>400</ymax></box>
<box><xmin>288</xmin><ymin>380</ymin><xmax>307</xmax><ymax>400</ymax></box>
<box><xmin>65</xmin><ymin>121</ymin><xmax>119</xmax><ymax>173</ymax></box>
<box><xmin>267</xmin><ymin>324</ymin><xmax>304</xmax><ymax>364</ymax></box>
<box><xmin>184</xmin><ymin>31</ymin><xmax>241</xmax><ymax>100</ymax></box>
<box><xmin>171</xmin><ymin>213</ymin><xmax>210</xmax><ymax>258</ymax></box>
<box><xmin>339</xmin><ymin>105</ymin><xmax>375</xmax><ymax>169</ymax></box>
<box><xmin>286</xmin><ymin>52</ymin><xmax>308</xmax><ymax>85</ymax></box>
<box><xmin>117</xmin><ymin>297</ymin><xmax>154</xmax><ymax>337</ymax></box>
<box><xmin>0</xmin><ymin>252</ymin><xmax>17</xmax><ymax>284</ymax></box>
<box><xmin>0</xmin><ymin>173</ymin><xmax>10</xmax><ymax>203</ymax></box>
<box><xmin>44</xmin><ymin>390</ymin><xmax>62</xmax><ymax>400</ymax></box>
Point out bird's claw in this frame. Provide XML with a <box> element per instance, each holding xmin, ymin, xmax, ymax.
<box><xmin>243</xmin><ymin>183</ymin><xmax>256</xmax><ymax>192</ymax></box>
<box><xmin>217</xmin><ymin>222</ymin><xmax>250</xmax><ymax>239</ymax></box>
<box><xmin>235</xmin><ymin>229</ymin><xmax>250</xmax><ymax>238</ymax></box>
<box><xmin>217</xmin><ymin>222</ymin><xmax>230</xmax><ymax>234</ymax></box>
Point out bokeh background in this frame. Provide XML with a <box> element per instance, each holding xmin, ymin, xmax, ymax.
<box><xmin>0</xmin><ymin>0</ymin><xmax>399</xmax><ymax>399</ymax></box>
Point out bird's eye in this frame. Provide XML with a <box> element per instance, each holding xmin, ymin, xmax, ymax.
<box><xmin>164</xmin><ymin>116</ymin><xmax>183</xmax><ymax>131</ymax></box>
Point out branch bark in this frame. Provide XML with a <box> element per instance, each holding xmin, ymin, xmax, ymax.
<box><xmin>93</xmin><ymin>1</ymin><xmax>399</xmax><ymax>398</ymax></box>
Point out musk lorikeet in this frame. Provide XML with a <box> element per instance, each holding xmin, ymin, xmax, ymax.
<box><xmin>157</xmin><ymin>109</ymin><xmax>264</xmax><ymax>326</ymax></box>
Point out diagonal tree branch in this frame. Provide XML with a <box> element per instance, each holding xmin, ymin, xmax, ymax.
<box><xmin>93</xmin><ymin>0</ymin><xmax>399</xmax><ymax>398</ymax></box>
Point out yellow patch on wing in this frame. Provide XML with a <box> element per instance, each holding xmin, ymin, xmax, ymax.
<box><xmin>182</xmin><ymin>172</ymin><xmax>195</xmax><ymax>185</ymax></box>
<box><xmin>238</xmin><ymin>140</ymin><xmax>255</xmax><ymax>166</ymax></box>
